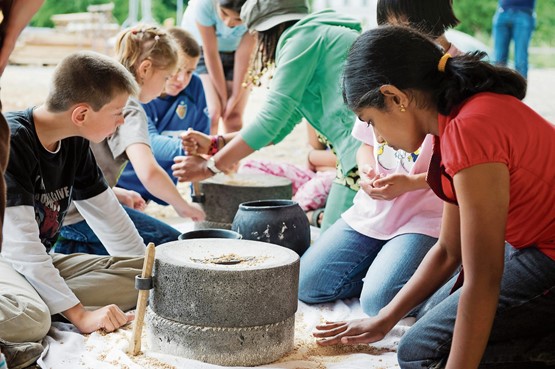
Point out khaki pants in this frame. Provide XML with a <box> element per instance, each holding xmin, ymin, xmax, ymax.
<box><xmin>51</xmin><ymin>253</ymin><xmax>143</xmax><ymax>311</ymax></box>
<box><xmin>0</xmin><ymin>256</ymin><xmax>50</xmax><ymax>342</ymax></box>
<box><xmin>0</xmin><ymin>253</ymin><xmax>143</xmax><ymax>343</ymax></box>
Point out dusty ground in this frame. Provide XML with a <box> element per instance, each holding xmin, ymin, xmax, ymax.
<box><xmin>2</xmin><ymin>65</ymin><xmax>554</xmax><ymax>223</ymax></box>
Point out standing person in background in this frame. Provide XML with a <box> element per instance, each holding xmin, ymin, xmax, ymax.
<box><xmin>181</xmin><ymin>0</ymin><xmax>254</xmax><ymax>134</ymax></box>
<box><xmin>315</xmin><ymin>25</ymin><xmax>555</xmax><ymax>368</ymax></box>
<box><xmin>56</xmin><ymin>25</ymin><xmax>205</xmax><ymax>256</ymax></box>
<box><xmin>492</xmin><ymin>0</ymin><xmax>536</xmax><ymax>78</ymax></box>
<box><xmin>173</xmin><ymin>0</ymin><xmax>363</xmax><ymax>231</ymax></box>
<box><xmin>0</xmin><ymin>2</ymin><xmax>48</xmax><ymax>368</ymax></box>
<box><xmin>117</xmin><ymin>27</ymin><xmax>210</xmax><ymax>204</ymax></box>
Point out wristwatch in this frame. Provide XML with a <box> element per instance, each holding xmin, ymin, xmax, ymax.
<box><xmin>206</xmin><ymin>157</ymin><xmax>222</xmax><ymax>174</ymax></box>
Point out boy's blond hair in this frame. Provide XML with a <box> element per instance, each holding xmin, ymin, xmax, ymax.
<box><xmin>115</xmin><ymin>24</ymin><xmax>179</xmax><ymax>79</ymax></box>
<box><xmin>167</xmin><ymin>27</ymin><xmax>200</xmax><ymax>58</ymax></box>
<box><xmin>46</xmin><ymin>51</ymin><xmax>139</xmax><ymax>113</ymax></box>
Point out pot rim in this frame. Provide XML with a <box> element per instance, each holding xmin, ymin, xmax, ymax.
<box><xmin>178</xmin><ymin>228</ymin><xmax>242</xmax><ymax>240</ymax></box>
<box><xmin>237</xmin><ymin>199</ymin><xmax>299</xmax><ymax>210</ymax></box>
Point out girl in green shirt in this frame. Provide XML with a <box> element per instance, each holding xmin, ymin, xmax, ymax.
<box><xmin>172</xmin><ymin>0</ymin><xmax>362</xmax><ymax>231</ymax></box>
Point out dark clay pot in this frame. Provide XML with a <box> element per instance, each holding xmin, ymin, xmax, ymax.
<box><xmin>178</xmin><ymin>228</ymin><xmax>242</xmax><ymax>240</ymax></box>
<box><xmin>231</xmin><ymin>199</ymin><xmax>310</xmax><ymax>256</ymax></box>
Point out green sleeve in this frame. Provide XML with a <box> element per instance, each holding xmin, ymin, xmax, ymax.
<box><xmin>241</xmin><ymin>34</ymin><xmax>323</xmax><ymax>150</ymax></box>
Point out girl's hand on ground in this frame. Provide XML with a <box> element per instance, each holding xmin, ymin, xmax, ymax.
<box><xmin>181</xmin><ymin>129</ymin><xmax>211</xmax><ymax>155</ymax></box>
<box><xmin>67</xmin><ymin>304</ymin><xmax>133</xmax><ymax>334</ymax></box>
<box><xmin>176</xmin><ymin>202</ymin><xmax>206</xmax><ymax>222</ymax></box>
<box><xmin>313</xmin><ymin>317</ymin><xmax>388</xmax><ymax>346</ymax></box>
<box><xmin>172</xmin><ymin>156</ymin><xmax>213</xmax><ymax>182</ymax></box>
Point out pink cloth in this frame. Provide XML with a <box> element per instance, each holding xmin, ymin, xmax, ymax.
<box><xmin>238</xmin><ymin>159</ymin><xmax>334</xmax><ymax>211</ymax></box>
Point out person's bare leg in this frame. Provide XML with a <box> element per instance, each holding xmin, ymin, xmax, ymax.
<box><xmin>222</xmin><ymin>81</ymin><xmax>250</xmax><ymax>133</ymax></box>
<box><xmin>306</xmin><ymin>208</ymin><xmax>325</xmax><ymax>228</ymax></box>
<box><xmin>199</xmin><ymin>74</ymin><xmax>223</xmax><ymax>135</ymax></box>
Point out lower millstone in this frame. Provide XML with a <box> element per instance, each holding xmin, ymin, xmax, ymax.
<box><xmin>146</xmin><ymin>309</ymin><xmax>295</xmax><ymax>366</ymax></box>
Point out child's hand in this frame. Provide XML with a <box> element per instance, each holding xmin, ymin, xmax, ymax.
<box><xmin>115</xmin><ymin>188</ymin><xmax>146</xmax><ymax>211</ymax></box>
<box><xmin>363</xmin><ymin>173</ymin><xmax>415</xmax><ymax>200</ymax></box>
<box><xmin>172</xmin><ymin>155</ymin><xmax>214</xmax><ymax>182</ymax></box>
<box><xmin>359</xmin><ymin>165</ymin><xmax>383</xmax><ymax>196</ymax></box>
<box><xmin>175</xmin><ymin>202</ymin><xmax>206</xmax><ymax>222</ymax></box>
<box><xmin>181</xmin><ymin>129</ymin><xmax>211</xmax><ymax>155</ymax></box>
<box><xmin>65</xmin><ymin>303</ymin><xmax>133</xmax><ymax>334</ymax></box>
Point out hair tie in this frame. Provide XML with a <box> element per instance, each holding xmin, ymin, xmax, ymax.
<box><xmin>438</xmin><ymin>53</ymin><xmax>451</xmax><ymax>73</ymax></box>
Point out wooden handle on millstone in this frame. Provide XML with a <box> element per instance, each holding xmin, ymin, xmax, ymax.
<box><xmin>191</xmin><ymin>181</ymin><xmax>205</xmax><ymax>203</ymax></box>
<box><xmin>130</xmin><ymin>242</ymin><xmax>156</xmax><ymax>355</ymax></box>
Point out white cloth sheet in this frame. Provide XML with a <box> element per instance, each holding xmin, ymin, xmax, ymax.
<box><xmin>39</xmin><ymin>299</ymin><xmax>413</xmax><ymax>369</ymax></box>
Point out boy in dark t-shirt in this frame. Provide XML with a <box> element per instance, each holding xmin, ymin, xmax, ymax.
<box><xmin>2</xmin><ymin>51</ymin><xmax>146</xmax><ymax>338</ymax></box>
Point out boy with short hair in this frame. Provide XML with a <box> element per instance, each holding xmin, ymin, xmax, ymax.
<box><xmin>2</xmin><ymin>51</ymin><xmax>145</xmax><ymax>341</ymax></box>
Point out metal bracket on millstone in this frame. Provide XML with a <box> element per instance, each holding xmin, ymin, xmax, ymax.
<box><xmin>135</xmin><ymin>275</ymin><xmax>153</xmax><ymax>290</ymax></box>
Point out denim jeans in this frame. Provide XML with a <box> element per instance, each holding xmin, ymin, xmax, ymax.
<box><xmin>55</xmin><ymin>206</ymin><xmax>181</xmax><ymax>255</ymax></box>
<box><xmin>298</xmin><ymin>218</ymin><xmax>436</xmax><ymax>316</ymax></box>
<box><xmin>492</xmin><ymin>7</ymin><xmax>536</xmax><ymax>78</ymax></box>
<box><xmin>398</xmin><ymin>245</ymin><xmax>555</xmax><ymax>368</ymax></box>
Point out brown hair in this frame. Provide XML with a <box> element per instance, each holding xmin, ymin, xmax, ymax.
<box><xmin>46</xmin><ymin>51</ymin><xmax>139</xmax><ymax>112</ymax></box>
<box><xmin>247</xmin><ymin>20</ymin><xmax>297</xmax><ymax>87</ymax></box>
<box><xmin>167</xmin><ymin>27</ymin><xmax>200</xmax><ymax>58</ymax></box>
<box><xmin>115</xmin><ymin>24</ymin><xmax>179</xmax><ymax>79</ymax></box>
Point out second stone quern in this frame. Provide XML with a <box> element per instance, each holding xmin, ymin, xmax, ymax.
<box><xmin>146</xmin><ymin>238</ymin><xmax>299</xmax><ymax>366</ymax></box>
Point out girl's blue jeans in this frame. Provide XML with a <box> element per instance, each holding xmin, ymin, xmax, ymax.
<box><xmin>399</xmin><ymin>245</ymin><xmax>555</xmax><ymax>368</ymax></box>
<box><xmin>298</xmin><ymin>218</ymin><xmax>437</xmax><ymax>316</ymax></box>
<box><xmin>55</xmin><ymin>206</ymin><xmax>181</xmax><ymax>255</ymax></box>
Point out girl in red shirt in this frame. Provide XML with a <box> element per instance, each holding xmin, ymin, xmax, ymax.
<box><xmin>315</xmin><ymin>25</ymin><xmax>555</xmax><ymax>368</ymax></box>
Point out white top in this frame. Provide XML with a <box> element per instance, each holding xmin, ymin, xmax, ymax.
<box><xmin>341</xmin><ymin>121</ymin><xmax>443</xmax><ymax>239</ymax></box>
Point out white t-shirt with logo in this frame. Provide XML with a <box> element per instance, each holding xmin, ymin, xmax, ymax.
<box><xmin>341</xmin><ymin>121</ymin><xmax>443</xmax><ymax>239</ymax></box>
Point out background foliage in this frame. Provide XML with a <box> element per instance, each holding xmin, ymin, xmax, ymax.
<box><xmin>31</xmin><ymin>0</ymin><xmax>182</xmax><ymax>28</ymax></box>
<box><xmin>31</xmin><ymin>0</ymin><xmax>554</xmax><ymax>46</ymax></box>
<box><xmin>453</xmin><ymin>0</ymin><xmax>555</xmax><ymax>46</ymax></box>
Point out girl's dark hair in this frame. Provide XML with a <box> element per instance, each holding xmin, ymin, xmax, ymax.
<box><xmin>247</xmin><ymin>20</ymin><xmax>297</xmax><ymax>85</ymax></box>
<box><xmin>219</xmin><ymin>0</ymin><xmax>246</xmax><ymax>13</ymax></box>
<box><xmin>377</xmin><ymin>0</ymin><xmax>459</xmax><ymax>38</ymax></box>
<box><xmin>342</xmin><ymin>26</ymin><xmax>526</xmax><ymax>116</ymax></box>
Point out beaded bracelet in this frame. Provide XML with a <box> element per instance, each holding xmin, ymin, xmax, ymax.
<box><xmin>209</xmin><ymin>135</ymin><xmax>219</xmax><ymax>155</ymax></box>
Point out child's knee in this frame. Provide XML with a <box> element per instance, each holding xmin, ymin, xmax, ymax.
<box><xmin>0</xmin><ymin>294</ymin><xmax>51</xmax><ymax>342</ymax></box>
<box><xmin>360</xmin><ymin>286</ymin><xmax>389</xmax><ymax>317</ymax></box>
<box><xmin>298</xmin><ymin>269</ymin><xmax>339</xmax><ymax>303</ymax></box>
